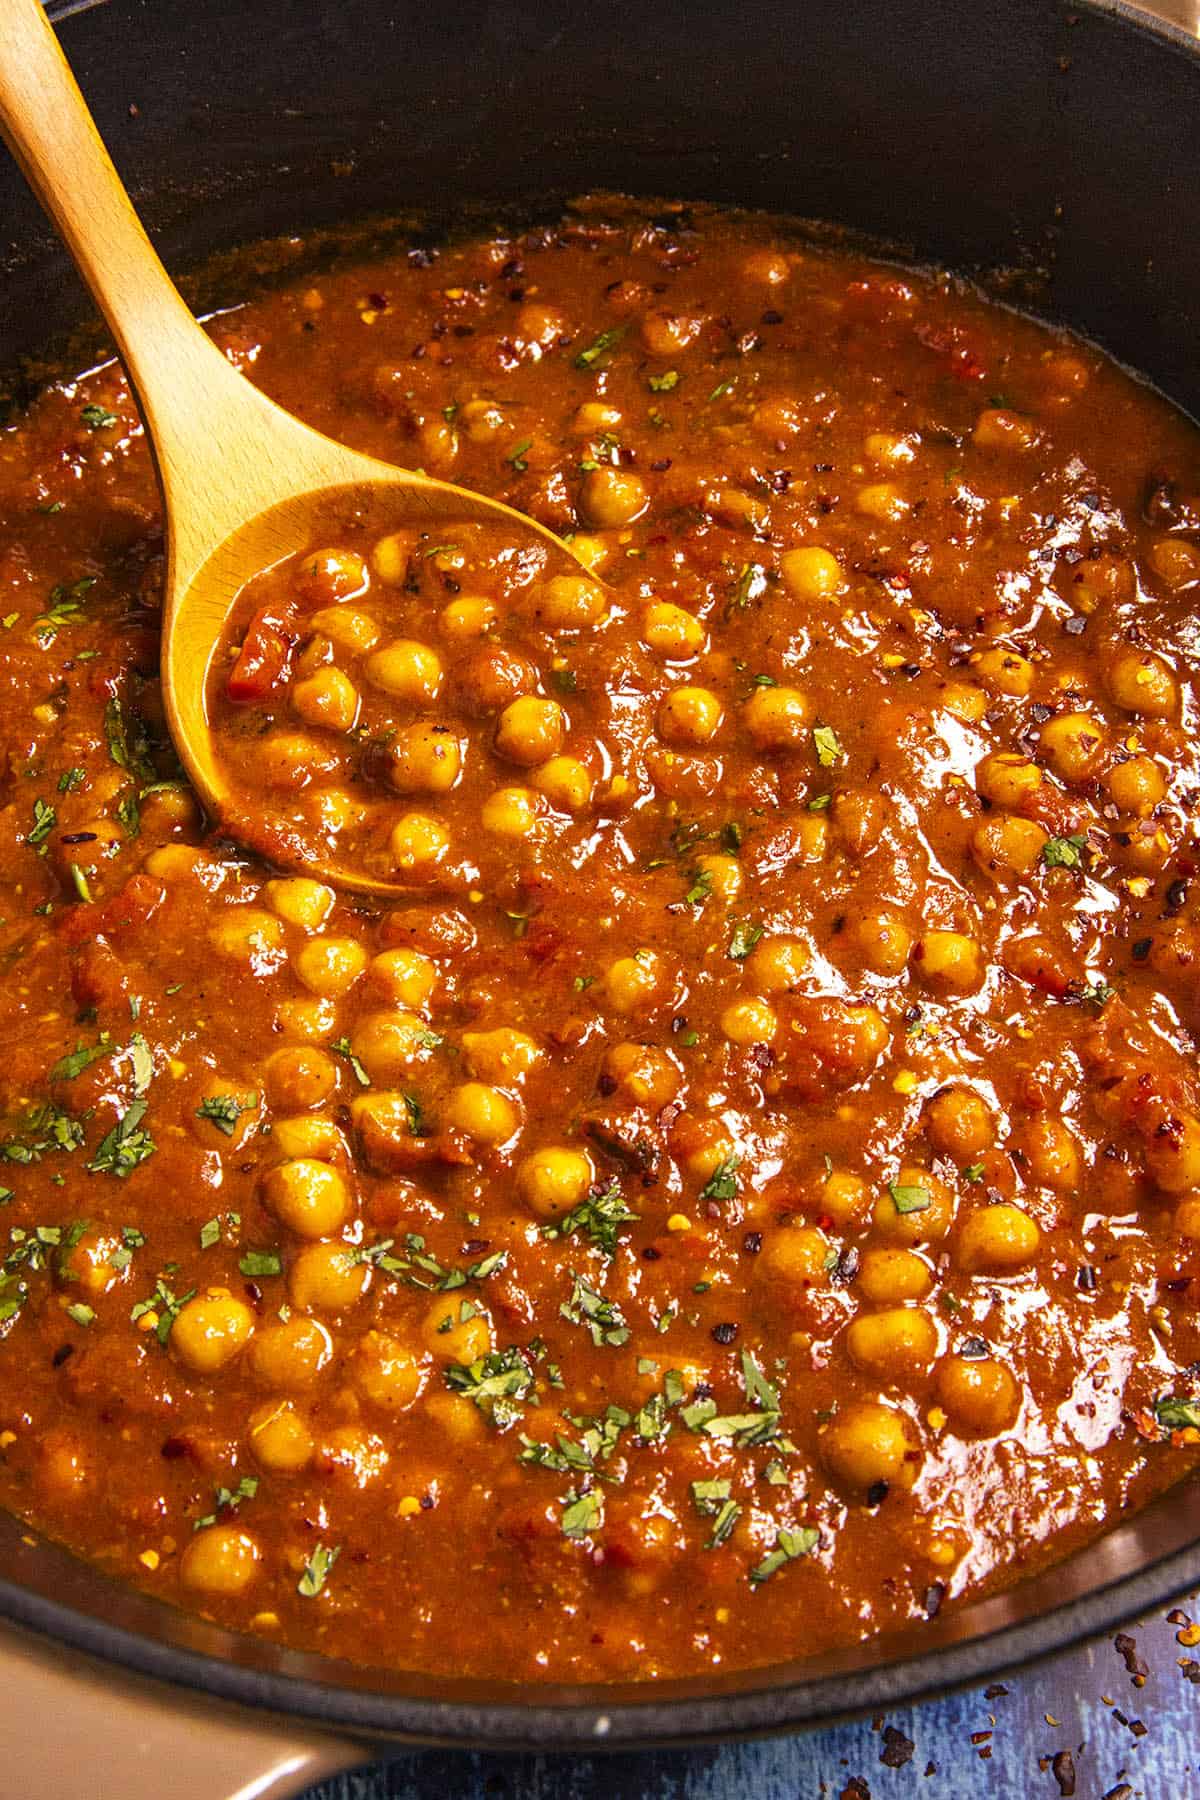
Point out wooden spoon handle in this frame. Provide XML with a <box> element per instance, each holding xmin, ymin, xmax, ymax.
<box><xmin>0</xmin><ymin>0</ymin><xmax>323</xmax><ymax>568</ymax></box>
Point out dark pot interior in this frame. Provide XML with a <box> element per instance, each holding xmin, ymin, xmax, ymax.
<box><xmin>1</xmin><ymin>0</ymin><xmax>1199</xmax><ymax>1748</ymax></box>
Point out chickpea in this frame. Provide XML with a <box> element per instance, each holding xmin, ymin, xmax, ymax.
<box><xmin>534</xmin><ymin>755</ymin><xmax>593</xmax><ymax>813</ymax></box>
<box><xmin>855</xmin><ymin>482</ymin><xmax>908</xmax><ymax>522</ymax></box>
<box><xmin>529</xmin><ymin>574</ymin><xmax>606</xmax><ymax>630</ymax></box>
<box><xmin>270</xmin><ymin>1115</ymin><xmax>344</xmax><ymax>1161</ymax></box>
<box><xmin>293</xmin><ymin>935</ymin><xmax>368</xmax><ymax>997</ymax></box>
<box><xmin>658</xmin><ymin>685</ymin><xmax>723</xmax><ymax>747</ymax></box>
<box><xmin>1144</xmin><ymin>1111</ymin><xmax>1200</xmax><ymax>1193</ymax></box>
<box><xmin>742</xmin><ymin>248</ymin><xmax>792</xmax><ymax>285</ymax></box>
<box><xmin>819</xmin><ymin>1170</ymin><xmax>870</xmax><ymax>1226</ymax></box>
<box><xmin>390</xmin><ymin>812</ymin><xmax>451</xmax><ymax>874</ymax></box>
<box><xmin>310</xmin><ymin>787</ymin><xmax>367</xmax><ymax>837</ymax></box>
<box><xmin>439</xmin><ymin>595</ymin><xmax>497</xmax><ymax>641</ymax></box>
<box><xmin>971</xmin><ymin>814</ymin><xmax>1047</xmax><ymax>882</ymax></box>
<box><xmin>208</xmin><ymin>909</ymin><xmax>286</xmax><ymax>966</ymax></box>
<box><xmin>972</xmin><ymin>646</ymin><xmax>1034</xmax><ymax>696</ymax></box>
<box><xmin>258</xmin><ymin>732</ymin><xmax>340</xmax><ymax>791</ymax></box>
<box><xmin>462</xmin><ymin>1027</ymin><xmax>542</xmax><ymax>1085</ymax></box>
<box><xmin>364</xmin><ymin>639</ymin><xmax>443</xmax><ymax>704</ymax></box>
<box><xmin>1150</xmin><ymin>536</ymin><xmax>1200</xmax><ymax>588</ymax></box>
<box><xmin>976</xmin><ymin>751</ymin><xmax>1042</xmax><ymax>808</ymax></box>
<box><xmin>350</xmin><ymin>1091</ymin><xmax>419</xmax><ymax>1171</ymax></box>
<box><xmin>181</xmin><ymin>1527</ymin><xmax>260</xmax><ymax>1595</ymax></box>
<box><xmin>418</xmin><ymin>418</ymin><xmax>458</xmax><ymax>468</ymax></box>
<box><xmin>481</xmin><ymin>785</ymin><xmax>543</xmax><ymax>838</ymax></box>
<box><xmin>581</xmin><ymin>467</ymin><xmax>648</xmax><ymax>528</ymax></box>
<box><xmin>249</xmin><ymin>1399</ymin><xmax>314</xmax><ymax>1472</ymax></box>
<box><xmin>1018</xmin><ymin>1117</ymin><xmax>1082</xmax><ymax>1192</ymax></box>
<box><xmin>972</xmin><ymin>408</ymin><xmax>1038</xmax><ymax>451</ymax></box>
<box><xmin>864</xmin><ymin>431</ymin><xmax>916</xmax><ymax>466</ymax></box>
<box><xmin>517</xmin><ymin>300</ymin><xmax>566</xmax><ymax>348</ymax></box>
<box><xmin>421</xmin><ymin>1295</ymin><xmax>493</xmax><ymax>1363</ymax></box>
<box><xmin>641</xmin><ymin>602</ymin><xmax>707</xmax><ymax>660</ymax></box>
<box><xmin>603</xmin><ymin>950</ymin><xmax>666</xmax><ymax>1015</ymax></box>
<box><xmin>59</xmin><ymin>1230</ymin><xmax>127</xmax><ymax>1298</ymax></box>
<box><xmin>873</xmin><ymin>1167</ymin><xmax>955</xmax><ymax>1246</ymax></box>
<box><xmin>445</xmin><ymin>1081</ymin><xmax>520</xmax><ymax>1144</ymax></box>
<box><xmin>274</xmin><ymin>996</ymin><xmax>338</xmax><ymax>1042</ymax></box>
<box><xmin>925</xmin><ymin>1088</ymin><xmax>994</xmax><ymax>1160</ymax></box>
<box><xmin>293</xmin><ymin>547</ymin><xmax>368</xmax><ymax>609</ymax></box>
<box><xmin>935</xmin><ymin>1355</ymin><xmax>1020</xmax><ymax>1435</ymax></box>
<box><xmin>265</xmin><ymin>877</ymin><xmax>335</xmax><ymax>932</ymax></box>
<box><xmin>911</xmin><ymin>930</ymin><xmax>983</xmax><ymax>993</ymax></box>
<box><xmin>1106</xmin><ymin>648</ymin><xmax>1178</xmax><ymax>718</ymax></box>
<box><xmin>744</xmin><ymin>935</ymin><xmax>810</xmax><ymax>993</ymax></box>
<box><xmin>458</xmin><ymin>398</ymin><xmax>507</xmax><ymax>443</ymax></box>
<box><xmin>845</xmin><ymin>1306</ymin><xmax>938</xmax><ymax>1378</ymax></box>
<box><xmin>602</xmin><ymin>1042</ymin><xmax>680</xmax><ymax>1107</ymax></box>
<box><xmin>1039</xmin><ymin>711</ymin><xmax>1107</xmax><ymax>784</ymax></box>
<box><xmin>265</xmin><ymin>1045</ymin><xmax>337</xmax><ymax>1112</ymax></box>
<box><xmin>721</xmin><ymin>996</ymin><xmax>778</xmax><ymax>1044</ymax></box>
<box><xmin>290</xmin><ymin>667</ymin><xmax>359</xmax><ymax>733</ymax></box>
<box><xmin>517</xmin><ymin>1146</ymin><xmax>594</xmax><ymax>1218</ymax></box>
<box><xmin>569</xmin><ymin>534</ymin><xmax>611</xmax><ymax>575</ymax></box>
<box><xmin>640</xmin><ymin>311</ymin><xmax>701</xmax><ymax>357</ymax></box>
<box><xmin>1107</xmin><ymin>755</ymin><xmax>1166</xmax><ymax>816</ymax></box>
<box><xmin>385</xmin><ymin>722</ymin><xmax>463</xmax><ymax>797</ymax></box>
<box><xmin>692</xmin><ymin>851</ymin><xmax>741</xmax><ymax>904</ymax></box>
<box><xmin>820</xmin><ymin>1401</ymin><xmax>920</xmax><ymax>1492</ymax></box>
<box><xmin>754</xmin><ymin>1224</ymin><xmax>831</xmax><ymax>1305</ymax></box>
<box><xmin>172</xmin><ymin>1290</ymin><xmax>255</xmax><ymax>1373</ymax></box>
<box><xmin>857</xmin><ymin>1247</ymin><xmax>934</xmax><ymax>1304</ymax></box>
<box><xmin>742</xmin><ymin>684</ymin><xmax>810</xmax><ymax>751</ymax></box>
<box><xmin>751</xmin><ymin>397</ymin><xmax>805</xmax><ymax>439</ymax></box>
<box><xmin>370</xmin><ymin>530</ymin><xmax>417</xmax><ymax>586</ymax></box>
<box><xmin>367</xmin><ymin>947</ymin><xmax>437</xmax><ymax>1011</ymax></box>
<box><xmin>572</xmin><ymin>401</ymin><xmax>623</xmax><ymax>436</ymax></box>
<box><xmin>426</xmin><ymin>1391</ymin><xmax>486</xmax><ymax>1445</ymax></box>
<box><xmin>494</xmin><ymin>695</ymin><xmax>566</xmax><ymax>766</ymax></box>
<box><xmin>250</xmin><ymin>1316</ymin><xmax>333</xmax><ymax>1390</ymax></box>
<box><xmin>940</xmin><ymin>682</ymin><xmax>988</xmax><ymax>724</ymax></box>
<box><xmin>793</xmin><ymin>813</ymin><xmax>828</xmax><ymax>863</ymax></box>
<box><xmin>308</xmin><ymin>605</ymin><xmax>380</xmax><ymax>655</ymax></box>
<box><xmin>350</xmin><ymin>1010</ymin><xmax>434</xmax><ymax>1084</ymax></box>
<box><xmin>847</xmin><ymin>910</ymin><xmax>911</xmax><ymax>976</ymax></box>
<box><xmin>956</xmin><ymin>1203</ymin><xmax>1041</xmax><ymax>1273</ymax></box>
<box><xmin>289</xmin><ymin>1241</ymin><xmax>370</xmax><ymax>1312</ymax></box>
<box><xmin>780</xmin><ymin>546</ymin><xmax>844</xmax><ymax>602</ymax></box>
<box><xmin>263</xmin><ymin>1158</ymin><xmax>353</xmax><ymax>1241</ymax></box>
<box><xmin>351</xmin><ymin>1330</ymin><xmax>425</xmax><ymax>1411</ymax></box>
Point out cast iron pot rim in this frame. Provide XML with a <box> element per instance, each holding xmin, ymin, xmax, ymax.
<box><xmin>1</xmin><ymin>1528</ymin><xmax>1198</xmax><ymax>1748</ymax></box>
<box><xmin>2</xmin><ymin>0</ymin><xmax>1199</xmax><ymax>1752</ymax></box>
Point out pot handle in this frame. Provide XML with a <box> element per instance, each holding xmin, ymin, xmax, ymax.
<box><xmin>1</xmin><ymin>1623</ymin><xmax>365</xmax><ymax>1799</ymax></box>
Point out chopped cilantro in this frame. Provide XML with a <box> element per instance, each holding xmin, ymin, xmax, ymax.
<box><xmin>691</xmin><ymin>1478</ymin><xmax>741</xmax><ymax>1548</ymax></box>
<box><xmin>559</xmin><ymin>1487</ymin><xmax>604</xmax><ymax>1538</ymax></box>
<box><xmin>196</xmin><ymin>1092</ymin><xmax>258</xmax><ymax>1136</ymax></box>
<box><xmin>65</xmin><ymin>1300</ymin><xmax>95</xmax><ymax>1327</ymax></box>
<box><xmin>297</xmin><ymin>1542</ymin><xmax>340</xmax><ymax>1597</ymax></box>
<box><xmin>573</xmin><ymin>326</ymin><xmax>625</xmax><ymax>369</ymax></box>
<box><xmin>561</xmin><ymin>1272</ymin><xmax>630</xmax><ymax>1346</ymax></box>
<box><xmin>700</xmin><ymin>1153</ymin><xmax>740</xmax><ymax>1204</ymax></box>
<box><xmin>813</xmin><ymin>725</ymin><xmax>843</xmax><ymax>768</ymax></box>
<box><xmin>1041</xmin><ymin>833</ymin><xmax>1086</xmax><ymax>871</ymax></box>
<box><xmin>331</xmin><ymin>1037</ymin><xmax>371</xmax><ymax>1087</ymax></box>
<box><xmin>648</xmin><ymin>370</ymin><xmax>679</xmax><ymax>392</ymax></box>
<box><xmin>750</xmin><ymin>1525</ymin><xmax>819</xmax><ymax>1586</ymax></box>
<box><xmin>888</xmin><ymin>1180</ymin><xmax>930</xmax><ymax>1215</ymax></box>
<box><xmin>1155</xmin><ymin>1395</ymin><xmax>1200</xmax><ymax>1432</ymax></box>
<box><xmin>238</xmin><ymin>1249</ymin><xmax>282</xmax><ymax>1278</ymax></box>
<box><xmin>727</xmin><ymin>561</ymin><xmax>767</xmax><ymax>617</ymax></box>
<box><xmin>80</xmin><ymin>403</ymin><xmax>118</xmax><ymax>430</ymax></box>
<box><xmin>542</xmin><ymin>1178</ymin><xmax>639</xmax><ymax>1257</ymax></box>
<box><xmin>130</xmin><ymin>1274</ymin><xmax>195</xmax><ymax>1345</ymax></box>
<box><xmin>504</xmin><ymin>436</ymin><xmax>533</xmax><ymax>473</ymax></box>
<box><xmin>195</xmin><ymin>1475</ymin><xmax>258</xmax><ymax>1531</ymax></box>
<box><xmin>27</xmin><ymin>798</ymin><xmax>56</xmax><ymax>848</ymax></box>
<box><xmin>961</xmin><ymin>1162</ymin><xmax>985</xmax><ymax>1183</ymax></box>
<box><xmin>684</xmin><ymin>866</ymin><xmax>714</xmax><ymax>908</ymax></box>
<box><xmin>445</xmin><ymin>1345</ymin><xmax>535</xmax><ymax>1428</ymax></box>
<box><xmin>86</xmin><ymin>1098</ymin><xmax>155</xmax><ymax>1177</ymax></box>
<box><xmin>50</xmin><ymin>1035</ymin><xmax>111</xmax><ymax>1082</ymax></box>
<box><xmin>728</xmin><ymin>920</ymin><xmax>764</xmax><ymax>962</ymax></box>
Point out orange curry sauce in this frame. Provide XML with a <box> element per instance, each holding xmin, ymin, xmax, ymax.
<box><xmin>0</xmin><ymin>199</ymin><xmax>1198</xmax><ymax>1681</ymax></box>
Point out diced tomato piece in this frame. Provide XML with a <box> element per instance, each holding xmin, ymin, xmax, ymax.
<box><xmin>226</xmin><ymin>606</ymin><xmax>296</xmax><ymax>703</ymax></box>
<box><xmin>60</xmin><ymin>872</ymin><xmax>166</xmax><ymax>945</ymax></box>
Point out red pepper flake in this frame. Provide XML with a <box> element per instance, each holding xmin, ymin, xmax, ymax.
<box><xmin>1114</xmin><ymin>1632</ymin><xmax>1149</xmax><ymax>1683</ymax></box>
<box><xmin>1051</xmin><ymin>1749</ymin><xmax>1077</xmax><ymax>1796</ymax></box>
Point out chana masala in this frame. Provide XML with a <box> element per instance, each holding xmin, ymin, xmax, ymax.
<box><xmin>1</xmin><ymin>198</ymin><xmax>1200</xmax><ymax>1683</ymax></box>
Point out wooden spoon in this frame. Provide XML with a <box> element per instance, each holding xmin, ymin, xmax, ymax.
<box><xmin>0</xmin><ymin>0</ymin><xmax>588</xmax><ymax>896</ymax></box>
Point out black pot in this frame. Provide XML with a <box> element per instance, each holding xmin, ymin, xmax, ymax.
<box><xmin>1</xmin><ymin>0</ymin><xmax>1199</xmax><ymax>1751</ymax></box>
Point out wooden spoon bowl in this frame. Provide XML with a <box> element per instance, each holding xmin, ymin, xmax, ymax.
<box><xmin>0</xmin><ymin>0</ymin><xmax>590</xmax><ymax>896</ymax></box>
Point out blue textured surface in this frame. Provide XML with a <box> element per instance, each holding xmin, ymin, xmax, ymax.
<box><xmin>301</xmin><ymin>1594</ymin><xmax>1200</xmax><ymax>1798</ymax></box>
